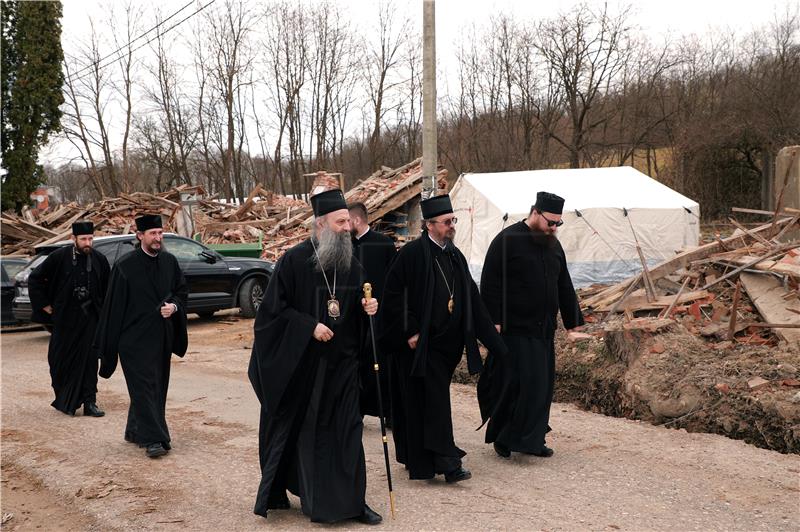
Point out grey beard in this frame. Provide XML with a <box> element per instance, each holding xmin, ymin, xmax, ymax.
<box><xmin>314</xmin><ymin>226</ymin><xmax>352</xmax><ymax>273</ymax></box>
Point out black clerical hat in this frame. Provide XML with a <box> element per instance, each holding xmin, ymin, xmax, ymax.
<box><xmin>71</xmin><ymin>221</ymin><xmax>94</xmax><ymax>236</ymax></box>
<box><xmin>534</xmin><ymin>191</ymin><xmax>565</xmax><ymax>215</ymax></box>
<box><xmin>420</xmin><ymin>194</ymin><xmax>453</xmax><ymax>219</ymax></box>
<box><xmin>311</xmin><ymin>189</ymin><xmax>347</xmax><ymax>217</ymax></box>
<box><xmin>135</xmin><ymin>214</ymin><xmax>163</xmax><ymax>232</ymax></box>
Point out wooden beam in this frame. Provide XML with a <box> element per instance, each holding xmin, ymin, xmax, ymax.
<box><xmin>601</xmin><ymin>274</ymin><xmax>642</xmax><ymax>319</ymax></box>
<box><xmin>648</xmin><ymin>217</ymin><xmax>795</xmax><ymax>282</ymax></box>
<box><xmin>232</xmin><ymin>184</ymin><xmax>264</xmax><ymax>220</ymax></box>
<box><xmin>740</xmin><ymin>272</ymin><xmax>800</xmax><ymax>346</ymax></box>
<box><xmin>702</xmin><ymin>243</ymin><xmax>798</xmax><ymax>290</ymax></box>
<box><xmin>603</xmin><ymin>289</ymin><xmax>710</xmax><ymax>313</ymax></box>
<box><xmin>716</xmin><ymin>255</ymin><xmax>800</xmax><ymax>279</ymax></box>
<box><xmin>728</xmin><ymin>280</ymin><xmax>742</xmax><ymax>341</ymax></box>
<box><xmin>661</xmin><ymin>276</ymin><xmax>691</xmax><ymax>319</ymax></box>
<box><xmin>729</xmin><ymin>218</ymin><xmax>771</xmax><ymax>245</ymax></box>
<box><xmin>731</xmin><ymin>207</ymin><xmax>795</xmax><ymax>217</ymax></box>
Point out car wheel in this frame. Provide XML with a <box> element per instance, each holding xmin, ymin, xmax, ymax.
<box><xmin>239</xmin><ymin>277</ymin><xmax>265</xmax><ymax>318</ymax></box>
<box><xmin>197</xmin><ymin>311</ymin><xmax>216</xmax><ymax>320</ymax></box>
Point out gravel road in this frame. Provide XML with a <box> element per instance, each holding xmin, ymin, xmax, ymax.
<box><xmin>2</xmin><ymin>318</ymin><xmax>798</xmax><ymax>531</ymax></box>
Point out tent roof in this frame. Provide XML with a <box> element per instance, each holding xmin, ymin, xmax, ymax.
<box><xmin>460</xmin><ymin>166</ymin><xmax>698</xmax><ymax>213</ymax></box>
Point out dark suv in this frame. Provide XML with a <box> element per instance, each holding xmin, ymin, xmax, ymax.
<box><xmin>12</xmin><ymin>233</ymin><xmax>273</xmax><ymax>323</ymax></box>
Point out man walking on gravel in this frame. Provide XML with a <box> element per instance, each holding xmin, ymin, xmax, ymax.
<box><xmin>28</xmin><ymin>221</ymin><xmax>110</xmax><ymax>417</ymax></box>
<box><xmin>248</xmin><ymin>189</ymin><xmax>383</xmax><ymax>525</ymax></box>
<box><xmin>95</xmin><ymin>214</ymin><xmax>188</xmax><ymax>459</ymax></box>
<box><xmin>478</xmin><ymin>192</ymin><xmax>584</xmax><ymax>459</ymax></box>
<box><xmin>380</xmin><ymin>194</ymin><xmax>506</xmax><ymax>483</ymax></box>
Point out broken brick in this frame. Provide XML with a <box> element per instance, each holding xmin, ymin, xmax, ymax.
<box><xmin>715</xmin><ymin>383</ymin><xmax>731</xmax><ymax>394</ymax></box>
<box><xmin>650</xmin><ymin>343</ymin><xmax>666</xmax><ymax>354</ymax></box>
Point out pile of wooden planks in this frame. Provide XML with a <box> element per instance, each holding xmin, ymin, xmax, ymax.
<box><xmin>580</xmin><ymin>210</ymin><xmax>800</xmax><ymax>345</ymax></box>
<box><xmin>1</xmin><ymin>185</ymin><xmax>206</xmax><ymax>255</ymax></box>
<box><xmin>2</xmin><ymin>159</ymin><xmax>447</xmax><ymax>259</ymax></box>
<box><xmin>259</xmin><ymin>158</ymin><xmax>448</xmax><ymax>260</ymax></box>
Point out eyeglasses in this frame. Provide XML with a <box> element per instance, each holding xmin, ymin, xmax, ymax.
<box><xmin>540</xmin><ymin>213</ymin><xmax>563</xmax><ymax>227</ymax></box>
<box><xmin>431</xmin><ymin>217</ymin><xmax>458</xmax><ymax>227</ymax></box>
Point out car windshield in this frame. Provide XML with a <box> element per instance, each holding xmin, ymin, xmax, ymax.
<box><xmin>3</xmin><ymin>261</ymin><xmax>26</xmax><ymax>279</ymax></box>
<box><xmin>16</xmin><ymin>254</ymin><xmax>49</xmax><ymax>282</ymax></box>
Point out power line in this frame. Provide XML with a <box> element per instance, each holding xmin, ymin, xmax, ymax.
<box><xmin>68</xmin><ymin>0</ymin><xmax>198</xmax><ymax>79</ymax></box>
<box><xmin>67</xmin><ymin>0</ymin><xmax>216</xmax><ymax>83</ymax></box>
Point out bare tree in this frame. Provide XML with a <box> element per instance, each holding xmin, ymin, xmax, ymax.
<box><xmin>363</xmin><ymin>0</ymin><xmax>407</xmax><ymax>169</ymax></box>
<box><xmin>60</xmin><ymin>21</ymin><xmax>121</xmax><ymax>197</ymax></box>
<box><xmin>61</xmin><ymin>58</ymin><xmax>106</xmax><ymax>197</ymax></box>
<box><xmin>205</xmin><ymin>0</ymin><xmax>256</xmax><ymax>202</ymax></box>
<box><xmin>262</xmin><ymin>1</ymin><xmax>308</xmax><ymax>196</ymax></box>
<box><xmin>535</xmin><ymin>3</ymin><xmax>634</xmax><ymax>168</ymax></box>
<box><xmin>108</xmin><ymin>1</ymin><xmax>143</xmax><ymax>193</ymax></box>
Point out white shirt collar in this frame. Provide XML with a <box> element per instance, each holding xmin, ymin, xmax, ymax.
<box><xmin>427</xmin><ymin>233</ymin><xmax>446</xmax><ymax>250</ymax></box>
<box><xmin>356</xmin><ymin>227</ymin><xmax>370</xmax><ymax>240</ymax></box>
<box><xmin>141</xmin><ymin>246</ymin><xmax>158</xmax><ymax>257</ymax></box>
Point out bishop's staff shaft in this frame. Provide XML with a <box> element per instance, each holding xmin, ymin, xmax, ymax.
<box><xmin>363</xmin><ymin>282</ymin><xmax>396</xmax><ymax>519</ymax></box>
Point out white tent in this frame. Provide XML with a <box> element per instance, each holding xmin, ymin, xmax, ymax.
<box><xmin>449</xmin><ymin>166</ymin><xmax>700</xmax><ymax>288</ymax></box>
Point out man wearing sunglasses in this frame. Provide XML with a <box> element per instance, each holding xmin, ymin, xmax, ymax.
<box><xmin>477</xmin><ymin>191</ymin><xmax>584</xmax><ymax>460</ymax></box>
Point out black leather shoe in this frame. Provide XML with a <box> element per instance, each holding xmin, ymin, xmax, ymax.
<box><xmin>355</xmin><ymin>504</ymin><xmax>382</xmax><ymax>525</ymax></box>
<box><xmin>266</xmin><ymin>493</ymin><xmax>290</xmax><ymax>510</ymax></box>
<box><xmin>493</xmin><ymin>441</ymin><xmax>511</xmax><ymax>458</ymax></box>
<box><xmin>444</xmin><ymin>467</ymin><xmax>472</xmax><ymax>484</ymax></box>
<box><xmin>84</xmin><ymin>402</ymin><xmax>105</xmax><ymax>417</ymax></box>
<box><xmin>124</xmin><ymin>432</ymin><xmax>135</xmax><ymax>443</ymax></box>
<box><xmin>145</xmin><ymin>443</ymin><xmax>167</xmax><ymax>458</ymax></box>
<box><xmin>530</xmin><ymin>445</ymin><xmax>554</xmax><ymax>458</ymax></box>
<box><xmin>162</xmin><ymin>441</ymin><xmax>172</xmax><ymax>451</ymax></box>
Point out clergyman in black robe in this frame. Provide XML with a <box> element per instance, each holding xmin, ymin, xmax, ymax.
<box><xmin>478</xmin><ymin>192</ymin><xmax>585</xmax><ymax>459</ymax></box>
<box><xmin>248</xmin><ymin>189</ymin><xmax>383</xmax><ymax>525</ymax></box>
<box><xmin>95</xmin><ymin>214</ymin><xmax>188</xmax><ymax>459</ymax></box>
<box><xmin>348</xmin><ymin>201</ymin><xmax>397</xmax><ymax>421</ymax></box>
<box><xmin>380</xmin><ymin>194</ymin><xmax>507</xmax><ymax>483</ymax></box>
<box><xmin>28</xmin><ymin>221</ymin><xmax>110</xmax><ymax>416</ymax></box>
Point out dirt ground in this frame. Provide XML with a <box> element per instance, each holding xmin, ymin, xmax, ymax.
<box><xmin>2</xmin><ymin>316</ymin><xmax>799</xmax><ymax>531</ymax></box>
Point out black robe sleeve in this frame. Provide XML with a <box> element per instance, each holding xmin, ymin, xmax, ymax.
<box><xmin>479</xmin><ymin>231</ymin><xmax>505</xmax><ymax>326</ymax></box>
<box><xmin>248</xmin><ymin>251</ymin><xmax>319</xmax><ymax>414</ymax></box>
<box><xmin>166</xmin><ymin>258</ymin><xmax>189</xmax><ymax>357</ymax></box>
<box><xmin>92</xmin><ymin>252</ymin><xmax>111</xmax><ymax>305</ymax></box>
<box><xmin>96</xmin><ymin>265</ymin><xmax>130</xmax><ymax>378</ymax></box>
<box><xmin>469</xmin><ymin>274</ymin><xmax>507</xmax><ymax>358</ymax></box>
<box><xmin>27</xmin><ymin>248</ymin><xmax>65</xmax><ymax>324</ymax></box>
<box><xmin>556</xmin><ymin>242</ymin><xmax>584</xmax><ymax>330</ymax></box>
<box><xmin>379</xmin><ymin>245</ymin><xmax>422</xmax><ymax>350</ymax></box>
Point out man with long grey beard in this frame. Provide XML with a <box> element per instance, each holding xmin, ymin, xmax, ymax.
<box><xmin>248</xmin><ymin>189</ymin><xmax>383</xmax><ymax>525</ymax></box>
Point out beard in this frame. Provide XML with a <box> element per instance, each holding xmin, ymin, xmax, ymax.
<box><xmin>75</xmin><ymin>243</ymin><xmax>92</xmax><ymax>255</ymax></box>
<box><xmin>314</xmin><ymin>224</ymin><xmax>352</xmax><ymax>273</ymax></box>
<box><xmin>528</xmin><ymin>227</ymin><xmax>558</xmax><ymax>248</ymax></box>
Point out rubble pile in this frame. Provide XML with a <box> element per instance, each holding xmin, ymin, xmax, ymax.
<box><xmin>579</xmin><ymin>213</ymin><xmax>800</xmax><ymax>346</ymax></box>
<box><xmin>1</xmin><ymin>158</ymin><xmax>447</xmax><ymax>259</ymax></box>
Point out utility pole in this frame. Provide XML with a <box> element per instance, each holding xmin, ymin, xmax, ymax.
<box><xmin>421</xmin><ymin>0</ymin><xmax>437</xmax><ymax>200</ymax></box>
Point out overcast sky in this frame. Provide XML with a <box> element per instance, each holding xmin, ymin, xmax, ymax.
<box><xmin>43</xmin><ymin>0</ymin><xmax>796</xmax><ymax>165</ymax></box>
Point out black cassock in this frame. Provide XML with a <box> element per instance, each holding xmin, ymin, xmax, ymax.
<box><xmin>380</xmin><ymin>233</ymin><xmax>506</xmax><ymax>479</ymax></box>
<box><xmin>248</xmin><ymin>239</ymin><xmax>370</xmax><ymax>523</ymax></box>
<box><xmin>352</xmin><ymin>228</ymin><xmax>396</xmax><ymax>418</ymax></box>
<box><xmin>95</xmin><ymin>247</ymin><xmax>188</xmax><ymax>447</ymax></box>
<box><xmin>478</xmin><ymin>221</ymin><xmax>584</xmax><ymax>454</ymax></box>
<box><xmin>28</xmin><ymin>245</ymin><xmax>110</xmax><ymax>414</ymax></box>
